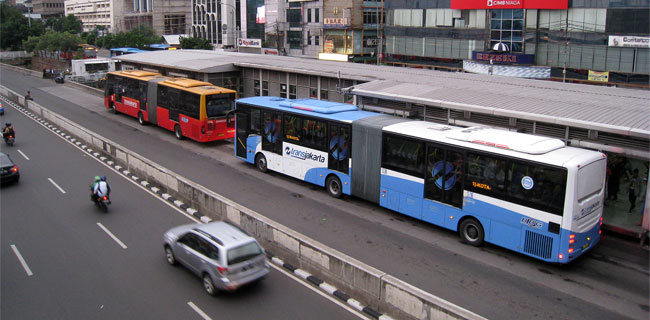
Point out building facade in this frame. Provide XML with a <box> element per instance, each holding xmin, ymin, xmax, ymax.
<box><xmin>383</xmin><ymin>0</ymin><xmax>649</xmax><ymax>86</ymax></box>
<box><xmin>65</xmin><ymin>0</ymin><xmax>111</xmax><ymax>33</ymax></box>
<box><xmin>32</xmin><ymin>0</ymin><xmax>65</xmax><ymax>17</ymax></box>
<box><xmin>191</xmin><ymin>0</ymin><xmax>241</xmax><ymax>48</ymax></box>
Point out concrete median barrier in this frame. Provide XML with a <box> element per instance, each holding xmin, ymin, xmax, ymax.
<box><xmin>0</xmin><ymin>84</ymin><xmax>485</xmax><ymax>320</ymax></box>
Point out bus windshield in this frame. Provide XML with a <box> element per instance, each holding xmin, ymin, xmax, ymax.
<box><xmin>205</xmin><ymin>94</ymin><xmax>234</xmax><ymax>118</ymax></box>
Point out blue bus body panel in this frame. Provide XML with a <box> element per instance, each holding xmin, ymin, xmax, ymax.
<box><xmin>380</xmin><ymin>178</ymin><xmax>599</xmax><ymax>263</ymax></box>
<box><xmin>243</xmin><ymin>135</ymin><xmax>261</xmax><ymax>163</ymax></box>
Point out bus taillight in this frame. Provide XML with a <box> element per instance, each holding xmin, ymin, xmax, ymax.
<box><xmin>558</xmin><ymin>253</ymin><xmax>564</xmax><ymax>260</ymax></box>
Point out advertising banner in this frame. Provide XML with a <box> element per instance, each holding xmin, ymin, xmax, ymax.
<box><xmin>451</xmin><ymin>0</ymin><xmax>567</xmax><ymax>9</ymax></box>
<box><xmin>588</xmin><ymin>71</ymin><xmax>609</xmax><ymax>82</ymax></box>
<box><xmin>238</xmin><ymin>38</ymin><xmax>262</xmax><ymax>48</ymax></box>
<box><xmin>324</xmin><ymin>18</ymin><xmax>348</xmax><ymax>29</ymax></box>
<box><xmin>472</xmin><ymin>51</ymin><xmax>535</xmax><ymax>65</ymax></box>
<box><xmin>608</xmin><ymin>36</ymin><xmax>650</xmax><ymax>48</ymax></box>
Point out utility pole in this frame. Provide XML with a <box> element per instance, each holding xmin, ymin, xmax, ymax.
<box><xmin>563</xmin><ymin>11</ymin><xmax>568</xmax><ymax>83</ymax></box>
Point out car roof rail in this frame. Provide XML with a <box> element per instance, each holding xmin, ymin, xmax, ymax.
<box><xmin>193</xmin><ymin>228</ymin><xmax>224</xmax><ymax>246</ymax></box>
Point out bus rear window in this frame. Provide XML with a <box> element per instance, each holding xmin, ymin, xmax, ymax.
<box><xmin>577</xmin><ymin>158</ymin><xmax>606</xmax><ymax>202</ymax></box>
<box><xmin>206</xmin><ymin>93</ymin><xmax>235</xmax><ymax>118</ymax></box>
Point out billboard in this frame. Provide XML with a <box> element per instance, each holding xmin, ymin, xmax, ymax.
<box><xmin>451</xmin><ymin>0</ymin><xmax>568</xmax><ymax>9</ymax></box>
<box><xmin>608</xmin><ymin>36</ymin><xmax>650</xmax><ymax>48</ymax></box>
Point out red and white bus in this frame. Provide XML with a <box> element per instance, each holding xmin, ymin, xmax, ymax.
<box><xmin>104</xmin><ymin>70</ymin><xmax>237</xmax><ymax>142</ymax></box>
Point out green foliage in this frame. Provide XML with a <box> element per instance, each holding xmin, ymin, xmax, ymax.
<box><xmin>46</xmin><ymin>14</ymin><xmax>82</xmax><ymax>34</ymax></box>
<box><xmin>95</xmin><ymin>26</ymin><xmax>161</xmax><ymax>49</ymax></box>
<box><xmin>23</xmin><ymin>30</ymin><xmax>82</xmax><ymax>60</ymax></box>
<box><xmin>179</xmin><ymin>36</ymin><xmax>213</xmax><ymax>50</ymax></box>
<box><xmin>1</xmin><ymin>3</ymin><xmax>30</xmax><ymax>50</ymax></box>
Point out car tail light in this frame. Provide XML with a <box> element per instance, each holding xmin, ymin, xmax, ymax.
<box><xmin>12</xmin><ymin>166</ymin><xmax>18</xmax><ymax>172</ymax></box>
<box><xmin>217</xmin><ymin>266</ymin><xmax>228</xmax><ymax>275</ymax></box>
<box><xmin>102</xmin><ymin>196</ymin><xmax>108</xmax><ymax>200</ymax></box>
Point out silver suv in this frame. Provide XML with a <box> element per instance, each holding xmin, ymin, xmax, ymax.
<box><xmin>163</xmin><ymin>221</ymin><xmax>269</xmax><ymax>295</ymax></box>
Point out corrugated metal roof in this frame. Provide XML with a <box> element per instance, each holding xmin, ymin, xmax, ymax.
<box><xmin>117</xmin><ymin>50</ymin><xmax>650</xmax><ymax>139</ymax></box>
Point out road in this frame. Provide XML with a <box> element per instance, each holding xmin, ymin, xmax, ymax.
<box><xmin>0</xmin><ymin>93</ymin><xmax>361</xmax><ymax>320</ymax></box>
<box><xmin>1</xmin><ymin>67</ymin><xmax>648</xmax><ymax>320</ymax></box>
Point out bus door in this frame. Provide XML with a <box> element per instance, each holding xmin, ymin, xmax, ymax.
<box><xmin>424</xmin><ymin>144</ymin><xmax>464</xmax><ymax>223</ymax></box>
<box><xmin>328</xmin><ymin>124</ymin><xmax>351</xmax><ymax>174</ymax></box>
<box><xmin>236</xmin><ymin>106</ymin><xmax>261</xmax><ymax>159</ymax></box>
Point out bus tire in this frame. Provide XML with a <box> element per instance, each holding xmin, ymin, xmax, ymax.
<box><xmin>459</xmin><ymin>218</ymin><xmax>484</xmax><ymax>247</ymax></box>
<box><xmin>174</xmin><ymin>124</ymin><xmax>183</xmax><ymax>140</ymax></box>
<box><xmin>325</xmin><ymin>175</ymin><xmax>342</xmax><ymax>199</ymax></box>
<box><xmin>255</xmin><ymin>154</ymin><xmax>268</xmax><ymax>173</ymax></box>
<box><xmin>138</xmin><ymin>112</ymin><xmax>146</xmax><ymax>125</ymax></box>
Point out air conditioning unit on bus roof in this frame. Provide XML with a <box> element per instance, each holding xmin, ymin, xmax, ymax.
<box><xmin>446</xmin><ymin>127</ymin><xmax>566</xmax><ymax>154</ymax></box>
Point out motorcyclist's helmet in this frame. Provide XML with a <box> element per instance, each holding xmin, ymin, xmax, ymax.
<box><xmin>94</xmin><ymin>175</ymin><xmax>101</xmax><ymax>182</ymax></box>
<box><xmin>100</xmin><ymin>176</ymin><xmax>107</xmax><ymax>181</ymax></box>
<box><xmin>5</xmin><ymin>123</ymin><xmax>11</xmax><ymax>127</ymax></box>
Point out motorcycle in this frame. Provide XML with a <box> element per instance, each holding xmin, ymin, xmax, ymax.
<box><xmin>93</xmin><ymin>194</ymin><xmax>111</xmax><ymax>212</ymax></box>
<box><xmin>4</xmin><ymin>133</ymin><xmax>14</xmax><ymax>146</ymax></box>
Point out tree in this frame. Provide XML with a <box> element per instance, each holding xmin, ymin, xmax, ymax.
<box><xmin>95</xmin><ymin>26</ymin><xmax>161</xmax><ymax>49</ymax></box>
<box><xmin>0</xmin><ymin>3</ymin><xmax>31</xmax><ymax>50</ymax></box>
<box><xmin>180</xmin><ymin>36</ymin><xmax>213</xmax><ymax>50</ymax></box>
<box><xmin>46</xmin><ymin>14</ymin><xmax>82</xmax><ymax>34</ymax></box>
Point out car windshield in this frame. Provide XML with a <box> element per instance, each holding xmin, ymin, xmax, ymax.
<box><xmin>227</xmin><ymin>242</ymin><xmax>263</xmax><ymax>265</ymax></box>
<box><xmin>205</xmin><ymin>93</ymin><xmax>235</xmax><ymax>118</ymax></box>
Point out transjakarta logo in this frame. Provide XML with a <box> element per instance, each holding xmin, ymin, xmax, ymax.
<box><xmin>521</xmin><ymin>217</ymin><xmax>543</xmax><ymax>229</ymax></box>
<box><xmin>123</xmin><ymin>98</ymin><xmax>138</xmax><ymax>109</ymax></box>
<box><xmin>487</xmin><ymin>0</ymin><xmax>521</xmax><ymax>6</ymax></box>
<box><xmin>285</xmin><ymin>146</ymin><xmax>326</xmax><ymax>163</ymax></box>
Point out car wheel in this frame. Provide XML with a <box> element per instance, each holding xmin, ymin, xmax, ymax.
<box><xmin>459</xmin><ymin>218</ymin><xmax>484</xmax><ymax>247</ymax></box>
<box><xmin>174</xmin><ymin>125</ymin><xmax>183</xmax><ymax>140</ymax></box>
<box><xmin>165</xmin><ymin>246</ymin><xmax>177</xmax><ymax>265</ymax></box>
<box><xmin>325</xmin><ymin>175</ymin><xmax>342</xmax><ymax>198</ymax></box>
<box><xmin>203</xmin><ymin>274</ymin><xmax>217</xmax><ymax>296</ymax></box>
<box><xmin>138</xmin><ymin>112</ymin><xmax>146</xmax><ymax>125</ymax></box>
<box><xmin>255</xmin><ymin>153</ymin><xmax>268</xmax><ymax>173</ymax></box>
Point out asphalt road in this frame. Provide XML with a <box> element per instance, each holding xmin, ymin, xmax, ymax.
<box><xmin>1</xmin><ymin>67</ymin><xmax>648</xmax><ymax>320</ymax></box>
<box><xmin>0</xmin><ymin>94</ymin><xmax>361</xmax><ymax>320</ymax></box>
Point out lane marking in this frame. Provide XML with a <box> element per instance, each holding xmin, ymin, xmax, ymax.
<box><xmin>10</xmin><ymin>244</ymin><xmax>33</xmax><ymax>276</ymax></box>
<box><xmin>187</xmin><ymin>302</ymin><xmax>212</xmax><ymax>320</ymax></box>
<box><xmin>17</xmin><ymin>149</ymin><xmax>30</xmax><ymax>160</ymax></box>
<box><xmin>269</xmin><ymin>264</ymin><xmax>370</xmax><ymax>320</ymax></box>
<box><xmin>48</xmin><ymin>178</ymin><xmax>66</xmax><ymax>194</ymax></box>
<box><xmin>97</xmin><ymin>223</ymin><xmax>128</xmax><ymax>249</ymax></box>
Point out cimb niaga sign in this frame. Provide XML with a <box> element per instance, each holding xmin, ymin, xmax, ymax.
<box><xmin>451</xmin><ymin>0</ymin><xmax>567</xmax><ymax>9</ymax></box>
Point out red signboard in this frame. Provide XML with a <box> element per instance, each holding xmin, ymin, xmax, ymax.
<box><xmin>451</xmin><ymin>0</ymin><xmax>567</xmax><ymax>10</ymax></box>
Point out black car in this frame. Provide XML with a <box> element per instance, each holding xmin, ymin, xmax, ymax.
<box><xmin>0</xmin><ymin>152</ymin><xmax>20</xmax><ymax>184</ymax></box>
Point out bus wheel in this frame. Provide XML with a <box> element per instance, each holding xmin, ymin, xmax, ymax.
<box><xmin>174</xmin><ymin>125</ymin><xmax>183</xmax><ymax>140</ymax></box>
<box><xmin>326</xmin><ymin>175</ymin><xmax>342</xmax><ymax>198</ymax></box>
<box><xmin>459</xmin><ymin>218</ymin><xmax>484</xmax><ymax>247</ymax></box>
<box><xmin>255</xmin><ymin>154</ymin><xmax>268</xmax><ymax>173</ymax></box>
<box><xmin>138</xmin><ymin>112</ymin><xmax>146</xmax><ymax>125</ymax></box>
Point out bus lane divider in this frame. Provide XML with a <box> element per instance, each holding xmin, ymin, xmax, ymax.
<box><xmin>0</xmin><ymin>87</ymin><xmax>486</xmax><ymax>320</ymax></box>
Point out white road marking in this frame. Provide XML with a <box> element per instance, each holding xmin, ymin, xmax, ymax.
<box><xmin>10</xmin><ymin>244</ymin><xmax>33</xmax><ymax>276</ymax></box>
<box><xmin>17</xmin><ymin>149</ymin><xmax>30</xmax><ymax>160</ymax></box>
<box><xmin>270</xmin><ymin>264</ymin><xmax>370</xmax><ymax>320</ymax></box>
<box><xmin>48</xmin><ymin>178</ymin><xmax>66</xmax><ymax>194</ymax></box>
<box><xmin>97</xmin><ymin>223</ymin><xmax>128</xmax><ymax>249</ymax></box>
<box><xmin>187</xmin><ymin>302</ymin><xmax>212</xmax><ymax>320</ymax></box>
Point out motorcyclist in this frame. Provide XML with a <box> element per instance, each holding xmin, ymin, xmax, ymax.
<box><xmin>25</xmin><ymin>91</ymin><xmax>32</xmax><ymax>101</ymax></box>
<box><xmin>90</xmin><ymin>176</ymin><xmax>101</xmax><ymax>203</ymax></box>
<box><xmin>93</xmin><ymin>175</ymin><xmax>111</xmax><ymax>203</ymax></box>
<box><xmin>3</xmin><ymin>123</ymin><xmax>15</xmax><ymax>141</ymax></box>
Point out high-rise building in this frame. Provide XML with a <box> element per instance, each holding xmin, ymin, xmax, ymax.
<box><xmin>32</xmin><ymin>0</ymin><xmax>65</xmax><ymax>17</ymax></box>
<box><xmin>65</xmin><ymin>0</ymin><xmax>111</xmax><ymax>33</ymax></box>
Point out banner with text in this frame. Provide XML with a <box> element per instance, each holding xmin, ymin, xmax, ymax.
<box><xmin>451</xmin><ymin>0</ymin><xmax>567</xmax><ymax>9</ymax></box>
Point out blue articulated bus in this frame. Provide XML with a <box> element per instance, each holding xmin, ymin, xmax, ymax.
<box><xmin>234</xmin><ymin>97</ymin><xmax>606</xmax><ymax>263</ymax></box>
